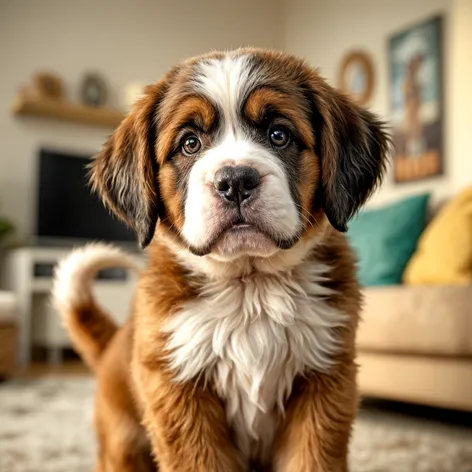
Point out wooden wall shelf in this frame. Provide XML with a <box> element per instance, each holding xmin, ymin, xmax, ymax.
<box><xmin>11</xmin><ymin>94</ymin><xmax>125</xmax><ymax>128</ymax></box>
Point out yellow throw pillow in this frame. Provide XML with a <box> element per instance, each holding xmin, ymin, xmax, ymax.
<box><xmin>403</xmin><ymin>186</ymin><xmax>472</xmax><ymax>285</ymax></box>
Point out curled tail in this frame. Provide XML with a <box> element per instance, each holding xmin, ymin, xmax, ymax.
<box><xmin>51</xmin><ymin>243</ymin><xmax>139</xmax><ymax>371</ymax></box>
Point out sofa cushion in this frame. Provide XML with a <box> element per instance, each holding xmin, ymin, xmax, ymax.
<box><xmin>348</xmin><ymin>194</ymin><xmax>429</xmax><ymax>286</ymax></box>
<box><xmin>404</xmin><ymin>186</ymin><xmax>472</xmax><ymax>285</ymax></box>
<box><xmin>357</xmin><ymin>285</ymin><xmax>472</xmax><ymax>356</ymax></box>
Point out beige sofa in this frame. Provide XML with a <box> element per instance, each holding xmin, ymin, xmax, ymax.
<box><xmin>357</xmin><ymin>285</ymin><xmax>472</xmax><ymax>411</ymax></box>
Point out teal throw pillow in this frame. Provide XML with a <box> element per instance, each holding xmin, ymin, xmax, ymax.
<box><xmin>348</xmin><ymin>194</ymin><xmax>430</xmax><ymax>286</ymax></box>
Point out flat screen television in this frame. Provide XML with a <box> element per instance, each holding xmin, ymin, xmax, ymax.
<box><xmin>36</xmin><ymin>149</ymin><xmax>136</xmax><ymax>246</ymax></box>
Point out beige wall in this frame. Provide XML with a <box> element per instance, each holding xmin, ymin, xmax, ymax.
<box><xmin>0</xmin><ymin>0</ymin><xmax>283</xmax><ymax>238</ymax></box>
<box><xmin>449</xmin><ymin>0</ymin><xmax>472</xmax><ymax>190</ymax></box>
<box><xmin>284</xmin><ymin>0</ymin><xmax>470</xmax><ymax>206</ymax></box>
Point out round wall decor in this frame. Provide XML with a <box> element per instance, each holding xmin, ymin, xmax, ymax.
<box><xmin>338</xmin><ymin>51</ymin><xmax>374</xmax><ymax>107</ymax></box>
<box><xmin>80</xmin><ymin>73</ymin><xmax>108</xmax><ymax>108</ymax></box>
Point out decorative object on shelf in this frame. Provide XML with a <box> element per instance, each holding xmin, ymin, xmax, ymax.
<box><xmin>80</xmin><ymin>73</ymin><xmax>108</xmax><ymax>108</ymax></box>
<box><xmin>338</xmin><ymin>51</ymin><xmax>374</xmax><ymax>107</ymax></box>
<box><xmin>33</xmin><ymin>73</ymin><xmax>64</xmax><ymax>100</ymax></box>
<box><xmin>19</xmin><ymin>72</ymin><xmax>65</xmax><ymax>102</ymax></box>
<box><xmin>389</xmin><ymin>16</ymin><xmax>444</xmax><ymax>183</ymax></box>
<box><xmin>12</xmin><ymin>71</ymin><xmax>122</xmax><ymax>127</ymax></box>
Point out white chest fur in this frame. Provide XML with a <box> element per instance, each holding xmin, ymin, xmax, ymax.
<box><xmin>163</xmin><ymin>262</ymin><xmax>347</xmax><ymax>464</ymax></box>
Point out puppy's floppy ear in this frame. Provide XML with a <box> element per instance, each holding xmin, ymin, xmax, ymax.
<box><xmin>89</xmin><ymin>83</ymin><xmax>166</xmax><ymax>248</ymax></box>
<box><xmin>309</xmin><ymin>77</ymin><xmax>390</xmax><ymax>232</ymax></box>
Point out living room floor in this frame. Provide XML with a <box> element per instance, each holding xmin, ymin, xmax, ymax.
<box><xmin>0</xmin><ymin>365</ymin><xmax>471</xmax><ymax>472</ymax></box>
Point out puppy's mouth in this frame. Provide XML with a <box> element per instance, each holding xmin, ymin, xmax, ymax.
<box><xmin>213</xmin><ymin>223</ymin><xmax>275</xmax><ymax>255</ymax></box>
<box><xmin>188</xmin><ymin>219</ymin><xmax>299</xmax><ymax>257</ymax></box>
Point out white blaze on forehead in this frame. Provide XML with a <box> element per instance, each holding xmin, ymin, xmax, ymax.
<box><xmin>193</xmin><ymin>54</ymin><xmax>261</xmax><ymax>129</ymax></box>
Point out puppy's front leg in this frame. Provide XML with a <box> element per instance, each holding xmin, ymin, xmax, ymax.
<box><xmin>273</xmin><ymin>364</ymin><xmax>357</xmax><ymax>472</ymax></box>
<box><xmin>134</xmin><ymin>362</ymin><xmax>242</xmax><ymax>472</ymax></box>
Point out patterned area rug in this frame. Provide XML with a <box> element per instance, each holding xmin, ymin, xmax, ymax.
<box><xmin>1</xmin><ymin>377</ymin><xmax>472</xmax><ymax>472</ymax></box>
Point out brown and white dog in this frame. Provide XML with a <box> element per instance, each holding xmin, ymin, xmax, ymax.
<box><xmin>52</xmin><ymin>48</ymin><xmax>389</xmax><ymax>472</ymax></box>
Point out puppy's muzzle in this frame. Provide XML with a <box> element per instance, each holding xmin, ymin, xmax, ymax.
<box><xmin>214</xmin><ymin>165</ymin><xmax>260</xmax><ymax>206</ymax></box>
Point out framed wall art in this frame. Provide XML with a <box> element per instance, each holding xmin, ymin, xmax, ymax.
<box><xmin>389</xmin><ymin>16</ymin><xmax>444</xmax><ymax>183</ymax></box>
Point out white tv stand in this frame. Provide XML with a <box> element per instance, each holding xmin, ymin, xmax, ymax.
<box><xmin>1</xmin><ymin>246</ymin><xmax>145</xmax><ymax>366</ymax></box>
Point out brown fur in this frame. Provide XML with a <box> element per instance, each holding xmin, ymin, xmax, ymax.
<box><xmin>64</xmin><ymin>301</ymin><xmax>117</xmax><ymax>372</ymax></box>
<box><xmin>93</xmin><ymin>324</ymin><xmax>154</xmax><ymax>472</ymax></box>
<box><xmin>273</xmin><ymin>231</ymin><xmax>360</xmax><ymax>471</ymax></box>
<box><xmin>62</xmin><ymin>48</ymin><xmax>390</xmax><ymax>471</ymax></box>
<box><xmin>244</xmin><ymin>87</ymin><xmax>315</xmax><ymax>147</ymax></box>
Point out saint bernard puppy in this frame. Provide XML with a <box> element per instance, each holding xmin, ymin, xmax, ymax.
<box><xmin>53</xmin><ymin>48</ymin><xmax>389</xmax><ymax>472</ymax></box>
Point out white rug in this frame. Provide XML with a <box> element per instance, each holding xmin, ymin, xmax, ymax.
<box><xmin>1</xmin><ymin>377</ymin><xmax>471</xmax><ymax>472</ymax></box>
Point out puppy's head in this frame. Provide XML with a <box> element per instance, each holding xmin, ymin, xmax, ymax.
<box><xmin>90</xmin><ymin>49</ymin><xmax>389</xmax><ymax>261</ymax></box>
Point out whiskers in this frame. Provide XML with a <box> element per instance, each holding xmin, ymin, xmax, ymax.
<box><xmin>293</xmin><ymin>203</ymin><xmax>318</xmax><ymax>231</ymax></box>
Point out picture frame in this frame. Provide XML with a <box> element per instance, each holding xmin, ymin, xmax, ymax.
<box><xmin>389</xmin><ymin>16</ymin><xmax>444</xmax><ymax>183</ymax></box>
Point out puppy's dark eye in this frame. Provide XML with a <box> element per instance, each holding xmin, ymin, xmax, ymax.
<box><xmin>182</xmin><ymin>135</ymin><xmax>201</xmax><ymax>155</ymax></box>
<box><xmin>269</xmin><ymin>127</ymin><xmax>290</xmax><ymax>148</ymax></box>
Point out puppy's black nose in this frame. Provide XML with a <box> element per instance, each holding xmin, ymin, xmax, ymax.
<box><xmin>214</xmin><ymin>166</ymin><xmax>260</xmax><ymax>204</ymax></box>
